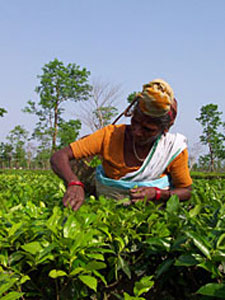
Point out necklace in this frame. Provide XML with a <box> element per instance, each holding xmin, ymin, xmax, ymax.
<box><xmin>132</xmin><ymin>138</ymin><xmax>146</xmax><ymax>162</ymax></box>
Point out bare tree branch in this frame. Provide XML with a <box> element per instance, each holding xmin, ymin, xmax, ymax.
<box><xmin>76</xmin><ymin>79</ymin><xmax>123</xmax><ymax>132</ymax></box>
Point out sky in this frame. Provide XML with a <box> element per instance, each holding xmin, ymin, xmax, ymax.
<box><xmin>0</xmin><ymin>0</ymin><xmax>225</xmax><ymax>151</ymax></box>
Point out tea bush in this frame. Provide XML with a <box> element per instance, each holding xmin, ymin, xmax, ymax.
<box><xmin>0</xmin><ymin>172</ymin><xmax>225</xmax><ymax>299</ymax></box>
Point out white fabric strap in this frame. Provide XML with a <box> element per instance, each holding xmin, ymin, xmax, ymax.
<box><xmin>95</xmin><ymin>132</ymin><xmax>188</xmax><ymax>199</ymax></box>
<box><xmin>121</xmin><ymin>132</ymin><xmax>188</xmax><ymax>182</ymax></box>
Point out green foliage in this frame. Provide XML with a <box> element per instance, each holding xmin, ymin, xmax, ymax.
<box><xmin>85</xmin><ymin>155</ymin><xmax>102</xmax><ymax>168</ymax></box>
<box><xmin>191</xmin><ymin>171</ymin><xmax>225</xmax><ymax>179</ymax></box>
<box><xmin>197</xmin><ymin>283</ymin><xmax>225</xmax><ymax>298</ymax></box>
<box><xmin>4</xmin><ymin>125</ymin><xmax>29</xmax><ymax>168</ymax></box>
<box><xmin>196</xmin><ymin>104</ymin><xmax>225</xmax><ymax>171</ymax></box>
<box><xmin>0</xmin><ymin>143</ymin><xmax>13</xmax><ymax>168</ymax></box>
<box><xmin>57</xmin><ymin>119</ymin><xmax>81</xmax><ymax>148</ymax></box>
<box><xmin>93</xmin><ymin>106</ymin><xmax>118</xmax><ymax>129</ymax></box>
<box><xmin>6</xmin><ymin>125</ymin><xmax>28</xmax><ymax>147</ymax></box>
<box><xmin>34</xmin><ymin>147</ymin><xmax>51</xmax><ymax>169</ymax></box>
<box><xmin>0</xmin><ymin>108</ymin><xmax>7</xmax><ymax>117</ymax></box>
<box><xmin>127</xmin><ymin>92</ymin><xmax>138</xmax><ymax>104</ymax></box>
<box><xmin>23</xmin><ymin>58</ymin><xmax>91</xmax><ymax>151</ymax></box>
<box><xmin>0</xmin><ymin>172</ymin><xmax>225</xmax><ymax>299</ymax></box>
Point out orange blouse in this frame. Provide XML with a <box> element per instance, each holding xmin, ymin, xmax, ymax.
<box><xmin>70</xmin><ymin>124</ymin><xmax>192</xmax><ymax>188</ymax></box>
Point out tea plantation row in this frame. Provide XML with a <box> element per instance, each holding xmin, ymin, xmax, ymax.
<box><xmin>0</xmin><ymin>171</ymin><xmax>225</xmax><ymax>299</ymax></box>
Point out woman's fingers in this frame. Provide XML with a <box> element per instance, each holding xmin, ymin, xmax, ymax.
<box><xmin>130</xmin><ymin>192</ymin><xmax>145</xmax><ymax>199</ymax></box>
<box><xmin>131</xmin><ymin>198</ymin><xmax>144</xmax><ymax>203</ymax></box>
<box><xmin>130</xmin><ymin>187</ymin><xmax>146</xmax><ymax>199</ymax></box>
<box><xmin>129</xmin><ymin>187</ymin><xmax>156</xmax><ymax>202</ymax></box>
<box><xmin>62</xmin><ymin>186</ymin><xmax>84</xmax><ymax>211</ymax></box>
<box><xmin>130</xmin><ymin>187</ymin><xmax>145</xmax><ymax>193</ymax></box>
<box><xmin>73</xmin><ymin>199</ymin><xmax>84</xmax><ymax>211</ymax></box>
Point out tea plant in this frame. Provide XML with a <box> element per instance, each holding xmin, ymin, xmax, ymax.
<box><xmin>0</xmin><ymin>172</ymin><xmax>225</xmax><ymax>299</ymax></box>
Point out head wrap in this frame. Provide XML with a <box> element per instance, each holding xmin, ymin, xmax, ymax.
<box><xmin>138</xmin><ymin>79</ymin><xmax>175</xmax><ymax>117</ymax></box>
<box><xmin>112</xmin><ymin>79</ymin><xmax>178</xmax><ymax>129</ymax></box>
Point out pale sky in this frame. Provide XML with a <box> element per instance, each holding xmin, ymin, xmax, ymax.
<box><xmin>0</xmin><ymin>0</ymin><xmax>225</xmax><ymax>149</ymax></box>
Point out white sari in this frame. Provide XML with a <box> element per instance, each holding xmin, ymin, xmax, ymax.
<box><xmin>95</xmin><ymin>133</ymin><xmax>188</xmax><ymax>199</ymax></box>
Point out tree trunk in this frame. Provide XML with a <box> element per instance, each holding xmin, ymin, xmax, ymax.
<box><xmin>52</xmin><ymin>102</ymin><xmax>58</xmax><ymax>152</ymax></box>
<box><xmin>209</xmin><ymin>142</ymin><xmax>215</xmax><ymax>172</ymax></box>
<box><xmin>8</xmin><ymin>157</ymin><xmax>11</xmax><ymax>169</ymax></box>
<box><xmin>207</xmin><ymin>129</ymin><xmax>215</xmax><ymax>172</ymax></box>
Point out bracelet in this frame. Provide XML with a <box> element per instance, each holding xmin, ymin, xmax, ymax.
<box><xmin>153</xmin><ymin>187</ymin><xmax>161</xmax><ymax>200</ymax></box>
<box><xmin>67</xmin><ymin>181</ymin><xmax>84</xmax><ymax>189</ymax></box>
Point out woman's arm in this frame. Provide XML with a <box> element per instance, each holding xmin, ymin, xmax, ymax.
<box><xmin>130</xmin><ymin>185</ymin><xmax>192</xmax><ymax>203</ymax></box>
<box><xmin>50</xmin><ymin>146</ymin><xmax>85</xmax><ymax>211</ymax></box>
<box><xmin>163</xmin><ymin>186</ymin><xmax>192</xmax><ymax>201</ymax></box>
<box><xmin>50</xmin><ymin>127</ymin><xmax>109</xmax><ymax>210</ymax></box>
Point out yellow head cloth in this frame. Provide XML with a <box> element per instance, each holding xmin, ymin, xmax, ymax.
<box><xmin>138</xmin><ymin>79</ymin><xmax>174</xmax><ymax>117</ymax></box>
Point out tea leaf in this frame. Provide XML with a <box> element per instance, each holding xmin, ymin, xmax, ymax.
<box><xmin>196</xmin><ymin>283</ymin><xmax>225</xmax><ymax>298</ymax></box>
<box><xmin>49</xmin><ymin>269</ymin><xmax>67</xmax><ymax>278</ymax></box>
<box><xmin>8</xmin><ymin>222</ymin><xmax>23</xmax><ymax>237</ymax></box>
<box><xmin>185</xmin><ymin>231</ymin><xmax>211</xmax><ymax>259</ymax></box>
<box><xmin>166</xmin><ymin>195</ymin><xmax>179</xmax><ymax>213</ymax></box>
<box><xmin>134</xmin><ymin>276</ymin><xmax>154</xmax><ymax>296</ymax></box>
<box><xmin>78</xmin><ymin>275</ymin><xmax>97</xmax><ymax>292</ymax></box>
<box><xmin>21</xmin><ymin>241</ymin><xmax>43</xmax><ymax>255</ymax></box>
<box><xmin>174</xmin><ymin>255</ymin><xmax>198</xmax><ymax>267</ymax></box>
<box><xmin>0</xmin><ymin>292</ymin><xmax>24</xmax><ymax>300</ymax></box>
<box><xmin>156</xmin><ymin>258</ymin><xmax>174</xmax><ymax>278</ymax></box>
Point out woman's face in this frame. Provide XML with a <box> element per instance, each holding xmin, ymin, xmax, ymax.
<box><xmin>131</xmin><ymin>110</ymin><xmax>162</xmax><ymax>144</ymax></box>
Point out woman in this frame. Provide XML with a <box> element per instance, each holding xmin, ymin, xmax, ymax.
<box><xmin>50</xmin><ymin>79</ymin><xmax>192</xmax><ymax>211</ymax></box>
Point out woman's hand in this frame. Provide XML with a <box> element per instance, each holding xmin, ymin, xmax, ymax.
<box><xmin>50</xmin><ymin>147</ymin><xmax>85</xmax><ymax>211</ymax></box>
<box><xmin>62</xmin><ymin>185</ymin><xmax>85</xmax><ymax>211</ymax></box>
<box><xmin>129</xmin><ymin>187</ymin><xmax>156</xmax><ymax>203</ymax></box>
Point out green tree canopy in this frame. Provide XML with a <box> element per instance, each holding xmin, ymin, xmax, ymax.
<box><xmin>57</xmin><ymin>119</ymin><xmax>81</xmax><ymax>148</ymax></box>
<box><xmin>92</xmin><ymin>106</ymin><xmax>118</xmax><ymax>129</ymax></box>
<box><xmin>0</xmin><ymin>108</ymin><xmax>7</xmax><ymax>117</ymax></box>
<box><xmin>6</xmin><ymin>125</ymin><xmax>29</xmax><ymax>168</ymax></box>
<box><xmin>23</xmin><ymin>58</ymin><xmax>92</xmax><ymax>151</ymax></box>
<box><xmin>127</xmin><ymin>91</ymin><xmax>138</xmax><ymax>104</ymax></box>
<box><xmin>0</xmin><ymin>142</ymin><xmax>13</xmax><ymax>168</ymax></box>
<box><xmin>196</xmin><ymin>103</ymin><xmax>225</xmax><ymax>171</ymax></box>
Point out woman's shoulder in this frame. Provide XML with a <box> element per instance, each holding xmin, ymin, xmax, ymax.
<box><xmin>104</xmin><ymin>123</ymin><xmax>126</xmax><ymax>131</ymax></box>
<box><xmin>102</xmin><ymin>124</ymin><xmax>127</xmax><ymax>137</ymax></box>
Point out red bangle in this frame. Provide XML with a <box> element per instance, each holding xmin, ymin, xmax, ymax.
<box><xmin>153</xmin><ymin>187</ymin><xmax>161</xmax><ymax>200</ymax></box>
<box><xmin>67</xmin><ymin>181</ymin><xmax>84</xmax><ymax>189</ymax></box>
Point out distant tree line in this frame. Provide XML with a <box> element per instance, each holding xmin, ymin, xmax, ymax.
<box><xmin>0</xmin><ymin>59</ymin><xmax>224</xmax><ymax>171</ymax></box>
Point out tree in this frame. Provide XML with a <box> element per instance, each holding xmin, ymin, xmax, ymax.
<box><xmin>92</xmin><ymin>106</ymin><xmax>118</xmax><ymax>129</ymax></box>
<box><xmin>6</xmin><ymin>125</ymin><xmax>29</xmax><ymax>168</ymax></box>
<box><xmin>57</xmin><ymin>119</ymin><xmax>81</xmax><ymax>148</ymax></box>
<box><xmin>31</xmin><ymin>128</ymin><xmax>52</xmax><ymax>169</ymax></box>
<box><xmin>34</xmin><ymin>148</ymin><xmax>51</xmax><ymax>169</ymax></box>
<box><xmin>196</xmin><ymin>104</ymin><xmax>225</xmax><ymax>171</ymax></box>
<box><xmin>26</xmin><ymin>142</ymin><xmax>37</xmax><ymax>169</ymax></box>
<box><xmin>188</xmin><ymin>142</ymin><xmax>203</xmax><ymax>171</ymax></box>
<box><xmin>0</xmin><ymin>142</ymin><xmax>13</xmax><ymax>168</ymax></box>
<box><xmin>0</xmin><ymin>108</ymin><xmax>7</xmax><ymax>117</ymax></box>
<box><xmin>23</xmin><ymin>58</ymin><xmax>92</xmax><ymax>151</ymax></box>
<box><xmin>77</xmin><ymin>79</ymin><xmax>122</xmax><ymax>131</ymax></box>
